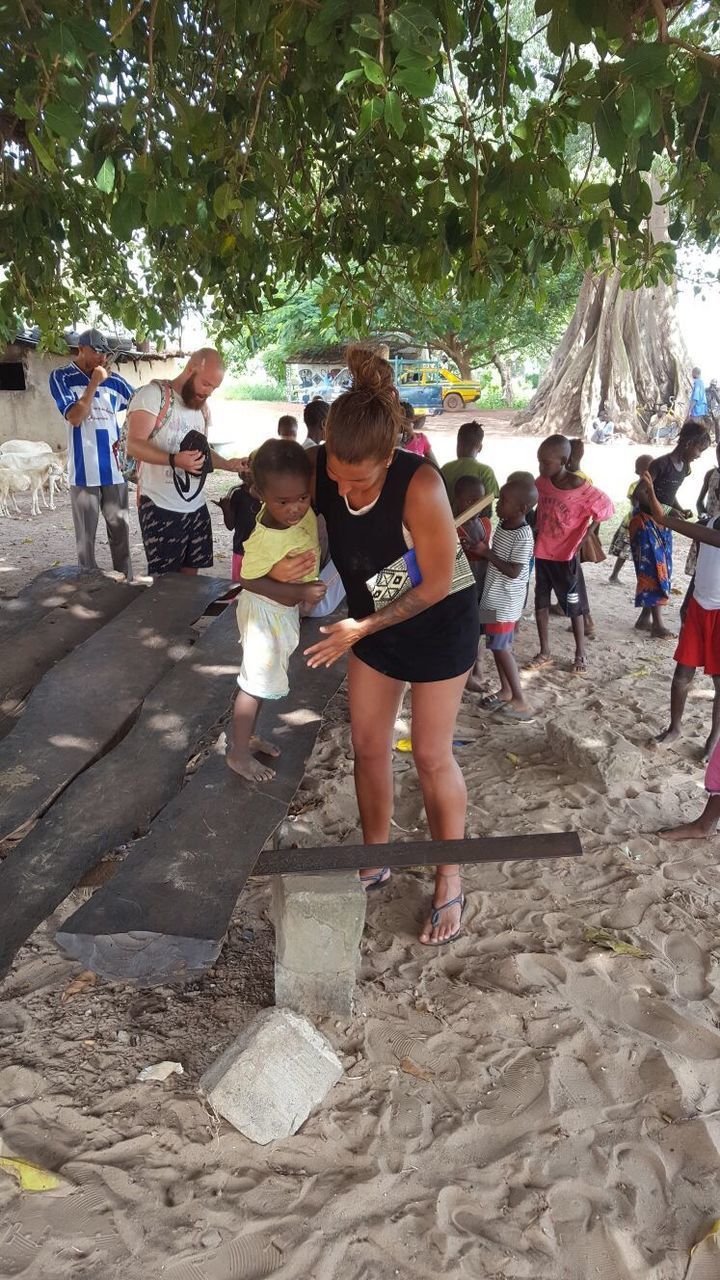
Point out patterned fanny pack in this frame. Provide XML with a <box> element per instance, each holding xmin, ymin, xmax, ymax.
<box><xmin>365</xmin><ymin>494</ymin><xmax>493</xmax><ymax>611</ymax></box>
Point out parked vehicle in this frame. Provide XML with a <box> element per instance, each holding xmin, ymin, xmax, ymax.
<box><xmin>398</xmin><ymin>365</ymin><xmax>483</xmax><ymax>412</ymax></box>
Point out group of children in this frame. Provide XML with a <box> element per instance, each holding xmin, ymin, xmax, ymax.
<box><xmin>221</xmin><ymin>397</ymin><xmax>720</xmax><ymax>842</ymax></box>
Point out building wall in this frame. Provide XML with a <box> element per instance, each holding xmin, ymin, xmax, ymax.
<box><xmin>0</xmin><ymin>346</ymin><xmax>184</xmax><ymax>450</ymax></box>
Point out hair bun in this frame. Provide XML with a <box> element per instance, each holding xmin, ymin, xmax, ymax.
<box><xmin>346</xmin><ymin>343</ymin><xmax>394</xmax><ymax>398</ymax></box>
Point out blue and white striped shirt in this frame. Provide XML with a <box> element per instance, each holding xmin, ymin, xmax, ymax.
<box><xmin>49</xmin><ymin>362</ymin><xmax>135</xmax><ymax>487</ymax></box>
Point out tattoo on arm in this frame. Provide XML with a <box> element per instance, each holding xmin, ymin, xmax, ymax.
<box><xmin>362</xmin><ymin>586</ymin><xmax>433</xmax><ymax>636</ymax></box>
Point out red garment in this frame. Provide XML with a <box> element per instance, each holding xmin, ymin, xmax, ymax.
<box><xmin>674</xmin><ymin>596</ymin><xmax>720</xmax><ymax>676</ymax></box>
<box><xmin>403</xmin><ymin>433</ymin><xmax>432</xmax><ymax>458</ymax></box>
<box><xmin>534</xmin><ymin>476</ymin><xmax>613</xmax><ymax>561</ymax></box>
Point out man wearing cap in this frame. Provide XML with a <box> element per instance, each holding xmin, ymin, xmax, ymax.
<box><xmin>49</xmin><ymin>329</ymin><xmax>134</xmax><ymax>578</ymax></box>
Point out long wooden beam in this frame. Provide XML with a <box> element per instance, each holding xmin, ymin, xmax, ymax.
<box><xmin>0</xmin><ymin>605</ymin><xmax>243</xmax><ymax>979</ymax></box>
<box><xmin>254</xmin><ymin>832</ymin><xmax>582</xmax><ymax>876</ymax></box>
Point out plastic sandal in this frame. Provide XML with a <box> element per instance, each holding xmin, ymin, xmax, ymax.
<box><xmin>419</xmin><ymin>893</ymin><xmax>466</xmax><ymax>946</ymax></box>
<box><xmin>359</xmin><ymin>867</ymin><xmax>391</xmax><ymax>891</ymax></box>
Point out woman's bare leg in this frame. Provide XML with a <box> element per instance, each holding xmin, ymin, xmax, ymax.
<box><xmin>411</xmin><ymin>670</ymin><xmax>470</xmax><ymax>943</ymax></box>
<box><xmin>348</xmin><ymin>653</ymin><xmax>405</xmax><ymax>877</ymax></box>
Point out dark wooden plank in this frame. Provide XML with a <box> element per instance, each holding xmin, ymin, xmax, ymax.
<box><xmin>254</xmin><ymin>832</ymin><xmax>582</xmax><ymax>876</ymax></box>
<box><xmin>0</xmin><ymin>605</ymin><xmax>244</xmax><ymax>978</ymax></box>
<box><xmin>0</xmin><ymin>574</ymin><xmax>229</xmax><ymax>843</ymax></box>
<box><xmin>0</xmin><ymin>567</ymin><xmax>98</xmax><ymax>638</ymax></box>
<box><xmin>54</xmin><ymin>627</ymin><xmax>346</xmax><ymax>985</ymax></box>
<box><xmin>0</xmin><ymin>576</ymin><xmax>144</xmax><ymax>739</ymax></box>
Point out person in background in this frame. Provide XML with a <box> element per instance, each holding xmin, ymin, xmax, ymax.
<box><xmin>608</xmin><ymin>453</ymin><xmax>654</xmax><ymax>584</ymax></box>
<box><xmin>630</xmin><ymin>420</ymin><xmax>710</xmax><ymax>638</ymax></box>
<box><xmin>706</xmin><ymin>379</ymin><xmax>720</xmax><ymax>443</ymax></box>
<box><xmin>590</xmin><ymin>403</ymin><xmax>615</xmax><ymax>444</ymax></box>
<box><xmin>49</xmin><ymin>328</ymin><xmax>134</xmax><ymax>578</ymax></box>
<box><xmin>278</xmin><ymin>415</ymin><xmax>299</xmax><ymax>441</ymax></box>
<box><xmin>685</xmin><ymin>441</ymin><xmax>720</xmax><ymax>577</ymax></box>
<box><xmin>303</xmin><ymin>399</ymin><xmax>329</xmax><ymax>449</ymax></box>
<box><xmin>451</xmin><ymin>474</ymin><xmax>490</xmax><ymax>692</ymax></box>
<box><xmin>476</xmin><ymin>473</ymin><xmax>537</xmax><ymax>719</ymax></box>
<box><xmin>689</xmin><ymin>367</ymin><xmax>708</xmax><ymax>421</ymax></box>
<box><xmin>125</xmin><ymin>348</ymin><xmax>245</xmax><ymax>576</ymax></box>
<box><xmin>441</xmin><ymin>419</ymin><xmax>499</xmax><ymax>500</ymax></box>
<box><xmin>641</xmin><ymin>472</ymin><xmax>720</xmax><ymax>840</ymax></box>
<box><xmin>398</xmin><ymin>401</ymin><xmax>438</xmax><ymax>466</ymax></box>
<box><xmin>566</xmin><ymin>437</ymin><xmax>599</xmax><ymax>638</ymax></box>
<box><xmin>529</xmin><ymin>434</ymin><xmax>613</xmax><ymax>674</ymax></box>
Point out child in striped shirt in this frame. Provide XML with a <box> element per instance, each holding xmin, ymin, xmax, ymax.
<box><xmin>475</xmin><ymin>473</ymin><xmax>537</xmax><ymax>721</ymax></box>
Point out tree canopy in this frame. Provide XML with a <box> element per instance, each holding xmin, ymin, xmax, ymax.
<box><xmin>2</xmin><ymin>1</ymin><xmax>719</xmax><ymax>344</ymax></box>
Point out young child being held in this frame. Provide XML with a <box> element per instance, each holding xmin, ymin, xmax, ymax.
<box><xmin>451</xmin><ymin>474</ymin><xmax>492</xmax><ymax>692</ymax></box>
<box><xmin>227</xmin><ymin>440</ymin><xmax>326</xmax><ymax>782</ymax></box>
<box><xmin>278</xmin><ymin>415</ymin><xmax>299</xmax><ymax>441</ymax></box>
<box><xmin>475</xmin><ymin>474</ymin><xmax>537</xmax><ymax>718</ymax></box>
<box><xmin>531</xmin><ymin>434</ymin><xmax>613</xmax><ymax>674</ymax></box>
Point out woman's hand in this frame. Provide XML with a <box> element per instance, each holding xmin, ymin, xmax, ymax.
<box><xmin>304</xmin><ymin>618</ymin><xmax>368</xmax><ymax>668</ymax></box>
<box><xmin>269</xmin><ymin>550</ymin><xmax>317</xmax><ymax>582</ymax></box>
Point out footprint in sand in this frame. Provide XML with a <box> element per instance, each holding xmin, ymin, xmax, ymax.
<box><xmin>163</xmin><ymin>1234</ymin><xmax>283</xmax><ymax>1280</ymax></box>
<box><xmin>665</xmin><ymin>931</ymin><xmax>712</xmax><ymax>1001</ymax></box>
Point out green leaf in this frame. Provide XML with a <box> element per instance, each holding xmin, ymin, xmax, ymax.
<box><xmin>121</xmin><ymin>97</ymin><xmax>139</xmax><ymax>132</ymax></box>
<box><xmin>584</xmin><ymin>927</ymin><xmax>647</xmax><ymax>958</ymax></box>
<box><xmin>65</xmin><ymin>16</ymin><xmax>106</xmax><ymax>54</ymax></box>
<box><xmin>618</xmin><ymin>84</ymin><xmax>652</xmax><ymax>136</ymax></box>
<box><xmin>111</xmin><ymin>194</ymin><xmax>141</xmax><ymax>238</ymax></box>
<box><xmin>676</xmin><ymin>68</ymin><xmax>701</xmax><ymax>108</ymax></box>
<box><xmin>594</xmin><ymin>100</ymin><xmax>624</xmax><ymax>170</ymax></box>
<box><xmin>357</xmin><ymin>52</ymin><xmax>385</xmax><ymax>85</ymax></box>
<box><xmin>587</xmin><ymin>219</ymin><xmax>604</xmax><ymax>251</ymax></box>
<box><xmin>28</xmin><ymin>130</ymin><xmax>56</xmax><ymax>172</ymax></box>
<box><xmin>388</xmin><ymin>4</ymin><xmax>440</xmax><ymax>56</ymax></box>
<box><xmin>337</xmin><ymin>67</ymin><xmax>364</xmax><ymax>90</ymax></box>
<box><xmin>95</xmin><ymin>157</ymin><xmax>115</xmax><ymax>193</ymax></box>
<box><xmin>14</xmin><ymin>88</ymin><xmax>36</xmax><ymax>121</ymax></box>
<box><xmin>217</xmin><ymin>0</ymin><xmax>237</xmax><ymax>32</ymax></box>
<box><xmin>44</xmin><ymin>100</ymin><xmax>82</xmax><ymax>141</ymax></box>
<box><xmin>213</xmin><ymin>182</ymin><xmax>234</xmax><ymax>219</ymax></box>
<box><xmin>620</xmin><ymin>43</ymin><xmax>673</xmax><ymax>87</ymax></box>
<box><xmin>384</xmin><ymin>90</ymin><xmax>405</xmax><ymax>138</ymax></box>
<box><xmin>358</xmin><ymin>96</ymin><xmax>384</xmax><ymax>135</ymax></box>
<box><xmin>394</xmin><ymin>64</ymin><xmax>436</xmax><ymax>98</ymax></box>
<box><xmin>351</xmin><ymin>13</ymin><xmax>382</xmax><ymax>40</ymax></box>
<box><xmin>579</xmin><ymin>181</ymin><xmax>611</xmax><ymax>205</ymax></box>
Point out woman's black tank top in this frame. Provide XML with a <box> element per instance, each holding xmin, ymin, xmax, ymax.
<box><xmin>315</xmin><ymin>446</ymin><xmax>479</xmax><ymax>682</ymax></box>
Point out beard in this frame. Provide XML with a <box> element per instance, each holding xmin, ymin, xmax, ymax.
<box><xmin>181</xmin><ymin>373</ymin><xmax>206</xmax><ymax>409</ymax></box>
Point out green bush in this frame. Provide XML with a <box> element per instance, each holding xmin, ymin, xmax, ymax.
<box><xmin>475</xmin><ymin>388</ymin><xmax>532</xmax><ymax>410</ymax></box>
<box><xmin>222</xmin><ymin>378</ymin><xmax>286</xmax><ymax>402</ymax></box>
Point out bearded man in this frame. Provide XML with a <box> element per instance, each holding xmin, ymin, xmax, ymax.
<box><xmin>126</xmin><ymin>348</ymin><xmax>244</xmax><ymax>576</ymax></box>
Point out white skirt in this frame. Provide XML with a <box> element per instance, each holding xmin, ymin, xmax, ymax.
<box><xmin>236</xmin><ymin>592</ymin><xmax>300</xmax><ymax>700</ymax></box>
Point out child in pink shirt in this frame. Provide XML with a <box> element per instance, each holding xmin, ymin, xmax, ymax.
<box><xmin>530</xmin><ymin>434</ymin><xmax>613</xmax><ymax>673</ymax></box>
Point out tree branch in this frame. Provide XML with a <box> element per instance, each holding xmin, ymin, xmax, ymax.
<box><xmin>144</xmin><ymin>0</ymin><xmax>159</xmax><ymax>155</ymax></box>
<box><xmin>111</xmin><ymin>0</ymin><xmax>146</xmax><ymax>44</ymax></box>
<box><xmin>238</xmin><ymin>73</ymin><xmax>271</xmax><ymax>183</ymax></box>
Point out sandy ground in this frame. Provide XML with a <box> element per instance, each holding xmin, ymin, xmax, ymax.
<box><xmin>1</xmin><ymin>411</ymin><xmax>720</xmax><ymax>1279</ymax></box>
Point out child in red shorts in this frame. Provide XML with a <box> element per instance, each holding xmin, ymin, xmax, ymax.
<box><xmin>656</xmin><ymin>514</ymin><xmax>720</xmax><ymax>761</ymax></box>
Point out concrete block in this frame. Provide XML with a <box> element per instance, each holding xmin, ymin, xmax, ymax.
<box><xmin>199</xmin><ymin>1007</ymin><xmax>342</xmax><ymax>1144</ymax></box>
<box><xmin>272</xmin><ymin>872</ymin><xmax>366</xmax><ymax>1019</ymax></box>
<box><xmin>546</xmin><ymin>712</ymin><xmax>644</xmax><ymax>792</ymax></box>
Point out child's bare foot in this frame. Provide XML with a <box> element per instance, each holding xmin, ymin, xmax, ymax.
<box><xmin>660</xmin><ymin>818</ymin><xmax>717</xmax><ymax>842</ymax></box>
<box><xmin>655</xmin><ymin>726</ymin><xmax>680</xmax><ymax>747</ymax></box>
<box><xmin>249</xmin><ymin>735</ymin><xmax>281</xmax><ymax>758</ymax></box>
<box><xmin>226</xmin><ymin>752</ymin><xmax>276</xmax><ymax>782</ymax></box>
<box><xmin>495</xmin><ymin>701</ymin><xmax>534</xmax><ymax>721</ymax></box>
<box><xmin>465</xmin><ymin>672</ymin><xmax>489</xmax><ymax>693</ymax></box>
<box><xmin>635</xmin><ymin>615</ymin><xmax>653</xmax><ymax>632</ymax></box>
<box><xmin>702</xmin><ymin>734</ymin><xmax>720</xmax><ymax>764</ymax></box>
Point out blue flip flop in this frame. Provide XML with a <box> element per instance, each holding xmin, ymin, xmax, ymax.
<box><xmin>420</xmin><ymin>893</ymin><xmax>466</xmax><ymax>946</ymax></box>
<box><xmin>359</xmin><ymin>866</ymin><xmax>391</xmax><ymax>892</ymax></box>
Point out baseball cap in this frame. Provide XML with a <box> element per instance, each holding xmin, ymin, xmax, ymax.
<box><xmin>76</xmin><ymin>328</ymin><xmax>110</xmax><ymax>353</ymax></box>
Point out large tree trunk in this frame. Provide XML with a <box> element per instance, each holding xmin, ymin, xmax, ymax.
<box><xmin>491</xmin><ymin>352</ymin><xmax>515</xmax><ymax>406</ymax></box>
<box><xmin>515</xmin><ymin>267</ymin><xmax>691</xmax><ymax>440</ymax></box>
<box><xmin>517</xmin><ymin>185</ymin><xmax>692</xmax><ymax>440</ymax></box>
<box><xmin>435</xmin><ymin>336</ymin><xmax>473</xmax><ymax>380</ymax></box>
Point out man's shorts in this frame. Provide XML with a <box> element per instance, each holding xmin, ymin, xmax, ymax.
<box><xmin>534</xmin><ymin>556</ymin><xmax>587</xmax><ymax>618</ymax></box>
<box><xmin>481</xmin><ymin>621</ymin><xmax>516</xmax><ymax>652</ymax></box>
<box><xmin>138</xmin><ymin>497</ymin><xmax>213</xmax><ymax>575</ymax></box>
<box><xmin>674</xmin><ymin>596</ymin><xmax>720</xmax><ymax>676</ymax></box>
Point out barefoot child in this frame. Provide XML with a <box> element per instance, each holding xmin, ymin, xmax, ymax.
<box><xmin>642</xmin><ymin>471</ymin><xmax>720</xmax><ymax>840</ymax></box>
<box><xmin>531</xmin><ymin>435</ymin><xmax>613</xmax><ymax>673</ymax></box>
<box><xmin>630</xmin><ymin>421</ymin><xmax>710</xmax><ymax>638</ymax></box>
<box><xmin>608</xmin><ymin>453</ymin><xmax>653</xmax><ymax>584</ymax></box>
<box><xmin>227</xmin><ymin>440</ymin><xmax>326</xmax><ymax>781</ymax></box>
<box><xmin>451</xmin><ymin>474</ymin><xmax>492</xmax><ymax>693</ymax></box>
<box><xmin>476</xmin><ymin>473</ymin><xmax>537</xmax><ymax>718</ymax></box>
